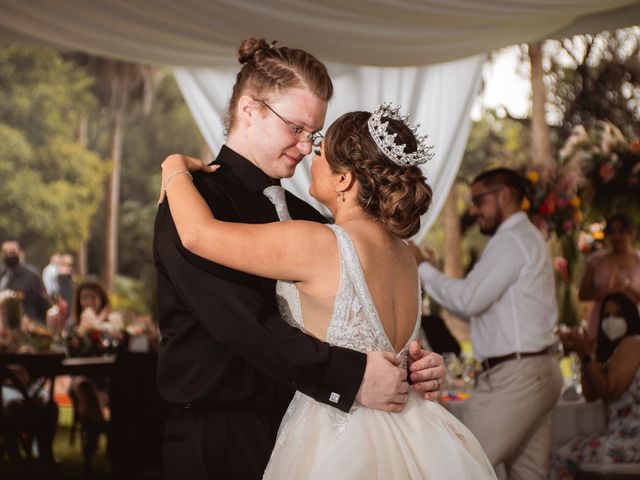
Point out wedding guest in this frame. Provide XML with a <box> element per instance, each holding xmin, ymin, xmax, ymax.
<box><xmin>57</xmin><ymin>253</ymin><xmax>75</xmax><ymax>325</ymax></box>
<box><xmin>412</xmin><ymin>167</ymin><xmax>563</xmax><ymax>479</ymax></box>
<box><xmin>0</xmin><ymin>240</ymin><xmax>50</xmax><ymax>324</ymax></box>
<box><xmin>69</xmin><ymin>280</ymin><xmax>115</xmax><ymax>346</ymax></box>
<box><xmin>42</xmin><ymin>253</ymin><xmax>61</xmax><ymax>298</ymax></box>
<box><xmin>579</xmin><ymin>213</ymin><xmax>640</xmax><ymax>340</ymax></box>
<box><xmin>550</xmin><ymin>292</ymin><xmax>640</xmax><ymax>479</ymax></box>
<box><xmin>67</xmin><ymin>281</ymin><xmax>117</xmax><ymax>441</ymax></box>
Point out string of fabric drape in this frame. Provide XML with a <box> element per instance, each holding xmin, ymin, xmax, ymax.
<box><xmin>174</xmin><ymin>55</ymin><xmax>484</xmax><ymax>239</ymax></box>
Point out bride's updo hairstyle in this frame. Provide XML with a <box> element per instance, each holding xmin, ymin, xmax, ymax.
<box><xmin>324</xmin><ymin>111</ymin><xmax>433</xmax><ymax>239</ymax></box>
<box><xmin>226</xmin><ymin>37</ymin><xmax>333</xmax><ymax>130</ymax></box>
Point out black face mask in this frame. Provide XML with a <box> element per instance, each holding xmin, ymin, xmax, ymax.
<box><xmin>2</xmin><ymin>254</ymin><xmax>19</xmax><ymax>269</ymax></box>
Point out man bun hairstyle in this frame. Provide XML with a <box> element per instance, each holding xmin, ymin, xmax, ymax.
<box><xmin>324</xmin><ymin>111</ymin><xmax>432</xmax><ymax>239</ymax></box>
<box><xmin>227</xmin><ymin>37</ymin><xmax>333</xmax><ymax>130</ymax></box>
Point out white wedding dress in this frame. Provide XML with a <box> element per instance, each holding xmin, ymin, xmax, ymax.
<box><xmin>263</xmin><ymin>225</ymin><xmax>496</xmax><ymax>479</ymax></box>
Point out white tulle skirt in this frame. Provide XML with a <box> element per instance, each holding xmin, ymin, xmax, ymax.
<box><xmin>263</xmin><ymin>390</ymin><xmax>496</xmax><ymax>479</ymax></box>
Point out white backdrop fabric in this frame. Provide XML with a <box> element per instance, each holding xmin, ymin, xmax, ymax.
<box><xmin>0</xmin><ymin>1</ymin><xmax>638</xmax><ymax>67</ymax></box>
<box><xmin>175</xmin><ymin>55</ymin><xmax>483</xmax><ymax>238</ymax></box>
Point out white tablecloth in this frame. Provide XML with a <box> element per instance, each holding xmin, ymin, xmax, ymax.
<box><xmin>443</xmin><ymin>397</ymin><xmax>607</xmax><ymax>448</ymax></box>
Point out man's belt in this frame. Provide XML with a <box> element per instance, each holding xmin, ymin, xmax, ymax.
<box><xmin>481</xmin><ymin>346</ymin><xmax>553</xmax><ymax>371</ymax></box>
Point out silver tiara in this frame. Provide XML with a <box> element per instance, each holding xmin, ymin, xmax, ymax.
<box><xmin>367</xmin><ymin>102</ymin><xmax>434</xmax><ymax>167</ymax></box>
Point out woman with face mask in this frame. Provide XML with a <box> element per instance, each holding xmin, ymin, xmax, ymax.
<box><xmin>550</xmin><ymin>292</ymin><xmax>640</xmax><ymax>479</ymax></box>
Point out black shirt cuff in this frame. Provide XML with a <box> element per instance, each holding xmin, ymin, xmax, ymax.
<box><xmin>310</xmin><ymin>346</ymin><xmax>366</xmax><ymax>413</ymax></box>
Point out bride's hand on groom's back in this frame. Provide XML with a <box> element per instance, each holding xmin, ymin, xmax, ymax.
<box><xmin>408</xmin><ymin>341</ymin><xmax>445</xmax><ymax>401</ymax></box>
<box><xmin>356</xmin><ymin>351</ymin><xmax>409</xmax><ymax>413</ymax></box>
<box><xmin>158</xmin><ymin>153</ymin><xmax>219</xmax><ymax>203</ymax></box>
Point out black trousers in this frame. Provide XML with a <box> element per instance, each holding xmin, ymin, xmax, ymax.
<box><xmin>163</xmin><ymin>407</ymin><xmax>285</xmax><ymax>480</ymax></box>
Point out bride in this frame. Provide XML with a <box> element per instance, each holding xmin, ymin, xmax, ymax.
<box><xmin>159</xmin><ymin>103</ymin><xmax>496</xmax><ymax>479</ymax></box>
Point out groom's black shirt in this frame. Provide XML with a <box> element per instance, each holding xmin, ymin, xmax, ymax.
<box><xmin>154</xmin><ymin>145</ymin><xmax>366</xmax><ymax>414</ymax></box>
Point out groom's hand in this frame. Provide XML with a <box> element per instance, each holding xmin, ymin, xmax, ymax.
<box><xmin>408</xmin><ymin>341</ymin><xmax>445</xmax><ymax>401</ymax></box>
<box><xmin>356</xmin><ymin>352</ymin><xmax>408</xmax><ymax>413</ymax></box>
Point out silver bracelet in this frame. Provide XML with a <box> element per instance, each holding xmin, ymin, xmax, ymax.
<box><xmin>163</xmin><ymin>169</ymin><xmax>193</xmax><ymax>194</ymax></box>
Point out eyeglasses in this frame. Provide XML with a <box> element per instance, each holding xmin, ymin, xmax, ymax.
<box><xmin>470</xmin><ymin>187</ymin><xmax>503</xmax><ymax>207</ymax></box>
<box><xmin>256</xmin><ymin>100</ymin><xmax>323</xmax><ymax>147</ymax></box>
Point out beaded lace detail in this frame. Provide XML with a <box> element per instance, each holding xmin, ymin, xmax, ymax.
<box><xmin>274</xmin><ymin>224</ymin><xmax>421</xmax><ymax>437</ymax></box>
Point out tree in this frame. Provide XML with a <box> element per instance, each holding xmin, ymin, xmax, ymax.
<box><xmin>546</xmin><ymin>27</ymin><xmax>640</xmax><ymax>140</ymax></box>
<box><xmin>82</xmin><ymin>71</ymin><xmax>206</xmax><ymax>313</ymax></box>
<box><xmin>0</xmin><ymin>46</ymin><xmax>107</xmax><ymax>264</ymax></box>
<box><xmin>529</xmin><ymin>42</ymin><xmax>554</xmax><ymax>171</ymax></box>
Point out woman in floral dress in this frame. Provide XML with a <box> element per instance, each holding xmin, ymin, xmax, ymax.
<box><xmin>550</xmin><ymin>292</ymin><xmax>640</xmax><ymax>479</ymax></box>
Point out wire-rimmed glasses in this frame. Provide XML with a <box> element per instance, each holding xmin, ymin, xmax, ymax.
<box><xmin>255</xmin><ymin>99</ymin><xmax>323</xmax><ymax>147</ymax></box>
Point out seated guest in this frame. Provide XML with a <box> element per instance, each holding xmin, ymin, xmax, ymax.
<box><xmin>550</xmin><ymin>292</ymin><xmax>640</xmax><ymax>479</ymax></box>
<box><xmin>67</xmin><ymin>280</ymin><xmax>119</xmax><ymax>450</ymax></box>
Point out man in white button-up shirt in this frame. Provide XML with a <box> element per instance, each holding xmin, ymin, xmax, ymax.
<box><xmin>414</xmin><ymin>168</ymin><xmax>563</xmax><ymax>480</ymax></box>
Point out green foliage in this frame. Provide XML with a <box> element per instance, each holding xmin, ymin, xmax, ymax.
<box><xmin>0</xmin><ymin>46</ymin><xmax>107</xmax><ymax>257</ymax></box>
<box><xmin>0</xmin><ymin>45</ymin><xmax>95</xmax><ymax>146</ymax></box>
<box><xmin>458</xmin><ymin>110</ymin><xmax>531</xmax><ymax>183</ymax></box>
<box><xmin>82</xmin><ymin>71</ymin><xmax>205</xmax><ymax>304</ymax></box>
<box><xmin>546</xmin><ymin>27</ymin><xmax>640</xmax><ymax>140</ymax></box>
<box><xmin>110</xmin><ymin>275</ymin><xmax>152</xmax><ymax>316</ymax></box>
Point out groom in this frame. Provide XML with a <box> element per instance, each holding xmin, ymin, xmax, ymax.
<box><xmin>154</xmin><ymin>37</ymin><xmax>445</xmax><ymax>480</ymax></box>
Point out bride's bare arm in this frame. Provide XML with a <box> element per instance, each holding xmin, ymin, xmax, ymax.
<box><xmin>160</xmin><ymin>154</ymin><xmax>337</xmax><ymax>284</ymax></box>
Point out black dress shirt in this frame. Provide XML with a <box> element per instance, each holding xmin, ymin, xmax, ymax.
<box><xmin>154</xmin><ymin>146</ymin><xmax>366</xmax><ymax>413</ymax></box>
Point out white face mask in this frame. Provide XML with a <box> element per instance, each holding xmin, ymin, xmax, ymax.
<box><xmin>601</xmin><ymin>315</ymin><xmax>628</xmax><ymax>341</ymax></box>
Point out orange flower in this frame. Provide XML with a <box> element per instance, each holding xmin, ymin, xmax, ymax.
<box><xmin>527</xmin><ymin>170</ymin><xmax>540</xmax><ymax>184</ymax></box>
<box><xmin>521</xmin><ymin>197</ymin><xmax>531</xmax><ymax>211</ymax></box>
<box><xmin>569</xmin><ymin>196</ymin><xmax>580</xmax><ymax>208</ymax></box>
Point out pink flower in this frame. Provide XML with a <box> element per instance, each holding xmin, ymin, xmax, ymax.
<box><xmin>554</xmin><ymin>257</ymin><xmax>569</xmax><ymax>284</ymax></box>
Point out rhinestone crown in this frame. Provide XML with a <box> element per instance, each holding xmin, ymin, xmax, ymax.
<box><xmin>367</xmin><ymin>102</ymin><xmax>434</xmax><ymax>167</ymax></box>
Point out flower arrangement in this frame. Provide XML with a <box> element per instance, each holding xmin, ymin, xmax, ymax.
<box><xmin>521</xmin><ymin>160</ymin><xmax>584</xmax><ymax>239</ymax></box>
<box><xmin>0</xmin><ymin>289</ymin><xmax>54</xmax><ymax>352</ymax></box>
<box><xmin>562</xmin><ymin>121</ymin><xmax>640</xmax><ymax>215</ymax></box>
<box><xmin>67</xmin><ymin>309</ymin><xmax>124</xmax><ymax>356</ymax></box>
<box><xmin>577</xmin><ymin>222</ymin><xmax>606</xmax><ymax>254</ymax></box>
<box><xmin>67</xmin><ymin>309</ymin><xmax>159</xmax><ymax>356</ymax></box>
<box><xmin>0</xmin><ymin>289</ymin><xmax>23</xmax><ymax>331</ymax></box>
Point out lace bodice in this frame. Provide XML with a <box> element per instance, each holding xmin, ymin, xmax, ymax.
<box><xmin>275</xmin><ymin>224</ymin><xmax>421</xmax><ymax>368</ymax></box>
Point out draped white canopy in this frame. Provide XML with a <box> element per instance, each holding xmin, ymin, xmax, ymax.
<box><xmin>1</xmin><ymin>1</ymin><xmax>638</xmax><ymax>237</ymax></box>
<box><xmin>1</xmin><ymin>1</ymin><xmax>638</xmax><ymax>67</ymax></box>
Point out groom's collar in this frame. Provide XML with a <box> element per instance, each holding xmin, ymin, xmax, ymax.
<box><xmin>214</xmin><ymin>145</ymin><xmax>280</xmax><ymax>193</ymax></box>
